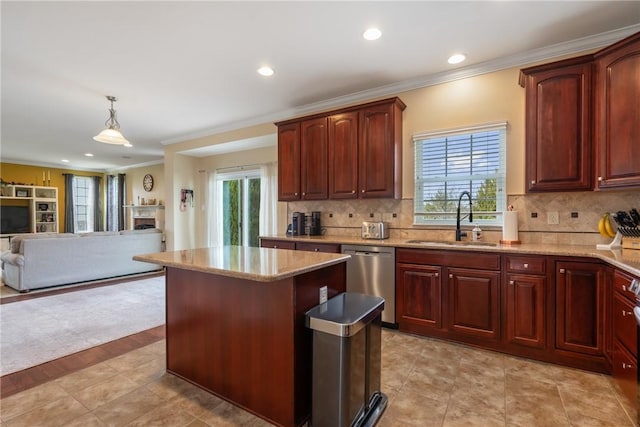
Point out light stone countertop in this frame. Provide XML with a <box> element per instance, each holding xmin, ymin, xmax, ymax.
<box><xmin>261</xmin><ymin>234</ymin><xmax>640</xmax><ymax>277</ymax></box>
<box><xmin>133</xmin><ymin>245</ymin><xmax>349</xmax><ymax>282</ymax></box>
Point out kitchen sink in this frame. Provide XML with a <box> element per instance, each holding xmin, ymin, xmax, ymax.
<box><xmin>405</xmin><ymin>239</ymin><xmax>499</xmax><ymax>247</ymax></box>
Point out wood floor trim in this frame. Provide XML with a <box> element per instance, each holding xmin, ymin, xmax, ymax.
<box><xmin>0</xmin><ymin>325</ymin><xmax>166</xmax><ymax>398</ymax></box>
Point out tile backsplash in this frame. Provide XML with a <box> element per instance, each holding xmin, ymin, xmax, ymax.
<box><xmin>287</xmin><ymin>190</ymin><xmax>640</xmax><ymax>246</ymax></box>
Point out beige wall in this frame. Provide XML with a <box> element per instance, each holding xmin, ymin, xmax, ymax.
<box><xmin>399</xmin><ymin>67</ymin><xmax>525</xmax><ymax>197</ymax></box>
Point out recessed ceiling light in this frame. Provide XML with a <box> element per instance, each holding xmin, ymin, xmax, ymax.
<box><xmin>363</xmin><ymin>28</ymin><xmax>382</xmax><ymax>41</ymax></box>
<box><xmin>448</xmin><ymin>53</ymin><xmax>466</xmax><ymax>64</ymax></box>
<box><xmin>61</xmin><ymin>159</ymin><xmax>69</xmax><ymax>163</ymax></box>
<box><xmin>84</xmin><ymin>153</ymin><xmax>94</xmax><ymax>157</ymax></box>
<box><xmin>257</xmin><ymin>66</ymin><xmax>275</xmax><ymax>77</ymax></box>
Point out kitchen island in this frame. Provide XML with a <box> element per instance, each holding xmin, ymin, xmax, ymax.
<box><xmin>133</xmin><ymin>246</ymin><xmax>349</xmax><ymax>427</ymax></box>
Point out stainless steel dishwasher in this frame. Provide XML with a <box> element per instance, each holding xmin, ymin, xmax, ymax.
<box><xmin>342</xmin><ymin>244</ymin><xmax>396</xmax><ymax>327</ymax></box>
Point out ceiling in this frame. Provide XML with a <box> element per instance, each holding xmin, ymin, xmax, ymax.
<box><xmin>2</xmin><ymin>1</ymin><xmax>639</xmax><ymax>172</ymax></box>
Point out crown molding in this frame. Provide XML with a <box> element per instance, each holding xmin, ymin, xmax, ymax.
<box><xmin>163</xmin><ymin>24</ymin><xmax>640</xmax><ymax>146</ymax></box>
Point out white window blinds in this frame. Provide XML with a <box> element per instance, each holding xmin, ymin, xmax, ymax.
<box><xmin>413</xmin><ymin>121</ymin><xmax>507</xmax><ymax>226</ymax></box>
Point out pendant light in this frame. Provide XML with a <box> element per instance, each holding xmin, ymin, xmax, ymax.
<box><xmin>93</xmin><ymin>96</ymin><xmax>132</xmax><ymax>147</ymax></box>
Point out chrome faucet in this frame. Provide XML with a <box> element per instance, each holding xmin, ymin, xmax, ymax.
<box><xmin>455</xmin><ymin>191</ymin><xmax>473</xmax><ymax>241</ymax></box>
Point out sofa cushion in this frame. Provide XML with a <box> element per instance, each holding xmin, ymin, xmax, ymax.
<box><xmin>1</xmin><ymin>251</ymin><xmax>24</xmax><ymax>266</ymax></box>
<box><xmin>10</xmin><ymin>233</ymin><xmax>74</xmax><ymax>253</ymax></box>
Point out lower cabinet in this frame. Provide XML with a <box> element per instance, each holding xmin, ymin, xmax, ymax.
<box><xmin>611</xmin><ymin>269</ymin><xmax>638</xmax><ymax>404</ymax></box>
<box><xmin>259</xmin><ymin>238</ymin><xmax>340</xmax><ymax>253</ymax></box>
<box><xmin>448</xmin><ymin>268</ymin><xmax>500</xmax><ymax>340</ymax></box>
<box><xmin>396</xmin><ymin>249</ymin><xmax>612</xmax><ymax>373</ymax></box>
<box><xmin>555</xmin><ymin>261</ymin><xmax>607</xmax><ymax>357</ymax></box>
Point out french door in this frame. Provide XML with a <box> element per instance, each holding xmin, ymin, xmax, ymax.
<box><xmin>218</xmin><ymin>171</ymin><xmax>261</xmax><ymax>247</ymax></box>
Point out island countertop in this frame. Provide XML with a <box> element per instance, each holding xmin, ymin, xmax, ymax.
<box><xmin>133</xmin><ymin>245</ymin><xmax>350</xmax><ymax>282</ymax></box>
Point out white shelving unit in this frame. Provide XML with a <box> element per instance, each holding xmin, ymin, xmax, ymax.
<box><xmin>0</xmin><ymin>185</ymin><xmax>59</xmax><ymax>235</ymax></box>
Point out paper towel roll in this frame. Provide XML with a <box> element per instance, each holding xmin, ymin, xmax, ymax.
<box><xmin>502</xmin><ymin>211</ymin><xmax>519</xmax><ymax>243</ymax></box>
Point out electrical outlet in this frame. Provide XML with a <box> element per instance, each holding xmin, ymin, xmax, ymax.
<box><xmin>319</xmin><ymin>286</ymin><xmax>328</xmax><ymax>304</ymax></box>
<box><xmin>547</xmin><ymin>211</ymin><xmax>559</xmax><ymax>225</ymax></box>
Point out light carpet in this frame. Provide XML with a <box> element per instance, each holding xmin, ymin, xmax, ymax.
<box><xmin>0</xmin><ymin>275</ymin><xmax>165</xmax><ymax>375</ymax></box>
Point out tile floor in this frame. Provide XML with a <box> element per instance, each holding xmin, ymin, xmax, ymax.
<box><xmin>0</xmin><ymin>329</ymin><xmax>636</xmax><ymax>427</ymax></box>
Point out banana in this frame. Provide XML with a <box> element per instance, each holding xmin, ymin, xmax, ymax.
<box><xmin>603</xmin><ymin>213</ymin><xmax>616</xmax><ymax>238</ymax></box>
<box><xmin>598</xmin><ymin>215</ymin><xmax>608</xmax><ymax>237</ymax></box>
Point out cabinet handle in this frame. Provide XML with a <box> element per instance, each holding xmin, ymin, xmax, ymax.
<box><xmin>435</xmin><ymin>273</ymin><xmax>439</xmax><ymax>278</ymax></box>
<box><xmin>530</xmin><ymin>180</ymin><xmax>536</xmax><ymax>185</ymax></box>
<box><xmin>273</xmin><ymin>245</ymin><xmax>278</xmax><ymax>249</ymax></box>
<box><xmin>294</xmin><ymin>192</ymin><xmax>298</xmax><ymax>196</ymax></box>
<box><xmin>598</xmin><ymin>176</ymin><xmax>603</xmax><ymax>182</ymax></box>
<box><xmin>623</xmin><ymin>310</ymin><xmax>633</xmax><ymax>317</ymax></box>
<box><xmin>623</xmin><ymin>362</ymin><xmax>634</xmax><ymax>369</ymax></box>
<box><xmin>523</xmin><ymin>263</ymin><xmax>529</xmax><ymax>269</ymax></box>
<box><xmin>302</xmin><ymin>192</ymin><xmax>306</xmax><ymax>196</ymax></box>
<box><xmin>509</xmin><ymin>280</ymin><xmax>515</xmax><ymax>285</ymax></box>
<box><xmin>314</xmin><ymin>248</ymin><xmax>319</xmax><ymax>252</ymax></box>
<box><xmin>361</xmin><ymin>189</ymin><xmax>365</xmax><ymax>193</ymax></box>
<box><xmin>351</xmin><ymin>190</ymin><xmax>356</xmax><ymax>194</ymax></box>
<box><xmin>559</xmin><ymin>268</ymin><xmax>565</xmax><ymax>274</ymax></box>
<box><xmin>449</xmin><ymin>274</ymin><xmax>453</xmax><ymax>279</ymax></box>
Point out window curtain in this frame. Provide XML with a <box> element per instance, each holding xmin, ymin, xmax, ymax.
<box><xmin>208</xmin><ymin>171</ymin><xmax>222</xmax><ymax>247</ymax></box>
<box><xmin>92</xmin><ymin>176</ymin><xmax>103</xmax><ymax>231</ymax></box>
<box><xmin>106</xmin><ymin>175</ymin><xmax>116</xmax><ymax>231</ymax></box>
<box><xmin>117</xmin><ymin>173</ymin><xmax>126</xmax><ymax>230</ymax></box>
<box><xmin>259</xmin><ymin>162</ymin><xmax>278</xmax><ymax>237</ymax></box>
<box><xmin>63</xmin><ymin>173</ymin><xmax>75</xmax><ymax>233</ymax></box>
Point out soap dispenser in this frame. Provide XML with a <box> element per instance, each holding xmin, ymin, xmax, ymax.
<box><xmin>472</xmin><ymin>224</ymin><xmax>482</xmax><ymax>241</ymax></box>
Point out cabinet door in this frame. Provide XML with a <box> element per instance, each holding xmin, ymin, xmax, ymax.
<box><xmin>505</xmin><ymin>274</ymin><xmax>546</xmax><ymax>349</ymax></box>
<box><xmin>396</xmin><ymin>264</ymin><xmax>443</xmax><ymax>330</ymax></box>
<box><xmin>300</xmin><ymin>117</ymin><xmax>328</xmax><ymax>200</ymax></box>
<box><xmin>555</xmin><ymin>261</ymin><xmax>606</xmax><ymax>356</ymax></box>
<box><xmin>448</xmin><ymin>268</ymin><xmax>500</xmax><ymax>340</ymax></box>
<box><xmin>523</xmin><ymin>59</ymin><xmax>593</xmax><ymax>192</ymax></box>
<box><xmin>328</xmin><ymin>112</ymin><xmax>359</xmax><ymax>199</ymax></box>
<box><xmin>612</xmin><ymin>341</ymin><xmax>637</xmax><ymax>405</ymax></box>
<box><xmin>358</xmin><ymin>101</ymin><xmax>403</xmax><ymax>199</ymax></box>
<box><xmin>595</xmin><ymin>33</ymin><xmax>640</xmax><ymax>189</ymax></box>
<box><xmin>277</xmin><ymin>123</ymin><xmax>301</xmax><ymax>201</ymax></box>
<box><xmin>613</xmin><ymin>293</ymin><xmax>637</xmax><ymax>357</ymax></box>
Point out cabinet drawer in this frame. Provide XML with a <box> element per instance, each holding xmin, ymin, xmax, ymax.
<box><xmin>505</xmin><ymin>255</ymin><xmax>546</xmax><ymax>275</ymax></box>
<box><xmin>613</xmin><ymin>293</ymin><xmax>637</xmax><ymax>357</ymax></box>
<box><xmin>260</xmin><ymin>239</ymin><xmax>296</xmax><ymax>250</ymax></box>
<box><xmin>614</xmin><ymin>270</ymin><xmax>639</xmax><ymax>303</ymax></box>
<box><xmin>396</xmin><ymin>248</ymin><xmax>500</xmax><ymax>270</ymax></box>
<box><xmin>612</xmin><ymin>341</ymin><xmax>637</xmax><ymax>405</ymax></box>
<box><xmin>295</xmin><ymin>242</ymin><xmax>341</xmax><ymax>253</ymax></box>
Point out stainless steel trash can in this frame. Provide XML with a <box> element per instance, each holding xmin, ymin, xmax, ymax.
<box><xmin>305</xmin><ymin>293</ymin><xmax>387</xmax><ymax>427</ymax></box>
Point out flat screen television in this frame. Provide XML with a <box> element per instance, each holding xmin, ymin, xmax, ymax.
<box><xmin>1</xmin><ymin>205</ymin><xmax>31</xmax><ymax>234</ymax></box>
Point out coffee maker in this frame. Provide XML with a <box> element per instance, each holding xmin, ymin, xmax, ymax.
<box><xmin>308</xmin><ymin>211</ymin><xmax>322</xmax><ymax>236</ymax></box>
<box><xmin>291</xmin><ymin>212</ymin><xmax>305</xmax><ymax>236</ymax></box>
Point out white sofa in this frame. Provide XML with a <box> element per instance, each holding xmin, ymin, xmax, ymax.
<box><xmin>1</xmin><ymin>229</ymin><xmax>163</xmax><ymax>292</ymax></box>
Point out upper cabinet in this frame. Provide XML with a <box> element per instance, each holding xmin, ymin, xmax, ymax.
<box><xmin>594</xmin><ymin>32</ymin><xmax>640</xmax><ymax>189</ymax></box>
<box><xmin>276</xmin><ymin>97</ymin><xmax>405</xmax><ymax>201</ymax></box>
<box><xmin>520</xmin><ymin>31</ymin><xmax>640</xmax><ymax>192</ymax></box>
<box><xmin>520</xmin><ymin>56</ymin><xmax>593</xmax><ymax>192</ymax></box>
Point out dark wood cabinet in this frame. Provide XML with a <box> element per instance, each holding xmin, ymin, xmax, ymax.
<box><xmin>358</xmin><ymin>100</ymin><xmax>404</xmax><ymax>199</ymax></box>
<box><xmin>396</xmin><ymin>263</ymin><xmax>443</xmax><ymax>331</ymax></box>
<box><xmin>276</xmin><ymin>97</ymin><xmax>405</xmax><ymax>201</ymax></box>
<box><xmin>396</xmin><ymin>248</ymin><xmax>500</xmax><ymax>345</ymax></box>
<box><xmin>277</xmin><ymin>123</ymin><xmax>301</xmax><ymax>201</ymax></box>
<box><xmin>300</xmin><ymin>118</ymin><xmax>328</xmax><ymax>200</ymax></box>
<box><xmin>295</xmin><ymin>242</ymin><xmax>341</xmax><ymax>253</ymax></box>
<box><xmin>448</xmin><ymin>268</ymin><xmax>501</xmax><ymax>340</ymax></box>
<box><xmin>504</xmin><ymin>255</ymin><xmax>547</xmax><ymax>349</ymax></box>
<box><xmin>328</xmin><ymin>112</ymin><xmax>359</xmax><ymax>199</ymax></box>
<box><xmin>595</xmin><ymin>32</ymin><xmax>640</xmax><ymax>189</ymax></box>
<box><xmin>555</xmin><ymin>261</ymin><xmax>607</xmax><ymax>357</ymax></box>
<box><xmin>611</xmin><ymin>269</ymin><xmax>638</xmax><ymax>404</ymax></box>
<box><xmin>520</xmin><ymin>56</ymin><xmax>593</xmax><ymax>192</ymax></box>
<box><xmin>260</xmin><ymin>238</ymin><xmax>296</xmax><ymax>250</ymax></box>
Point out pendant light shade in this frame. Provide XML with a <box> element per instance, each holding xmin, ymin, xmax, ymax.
<box><xmin>93</xmin><ymin>96</ymin><xmax>132</xmax><ymax>147</ymax></box>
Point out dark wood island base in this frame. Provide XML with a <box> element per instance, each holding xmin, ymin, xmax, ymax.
<box><xmin>165</xmin><ymin>262</ymin><xmax>346</xmax><ymax>427</ymax></box>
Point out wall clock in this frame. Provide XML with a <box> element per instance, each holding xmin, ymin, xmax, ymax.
<box><xmin>143</xmin><ymin>174</ymin><xmax>154</xmax><ymax>192</ymax></box>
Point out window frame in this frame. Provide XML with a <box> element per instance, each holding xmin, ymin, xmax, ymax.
<box><xmin>72</xmin><ymin>176</ymin><xmax>95</xmax><ymax>233</ymax></box>
<box><xmin>413</xmin><ymin>121</ymin><xmax>507</xmax><ymax>227</ymax></box>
